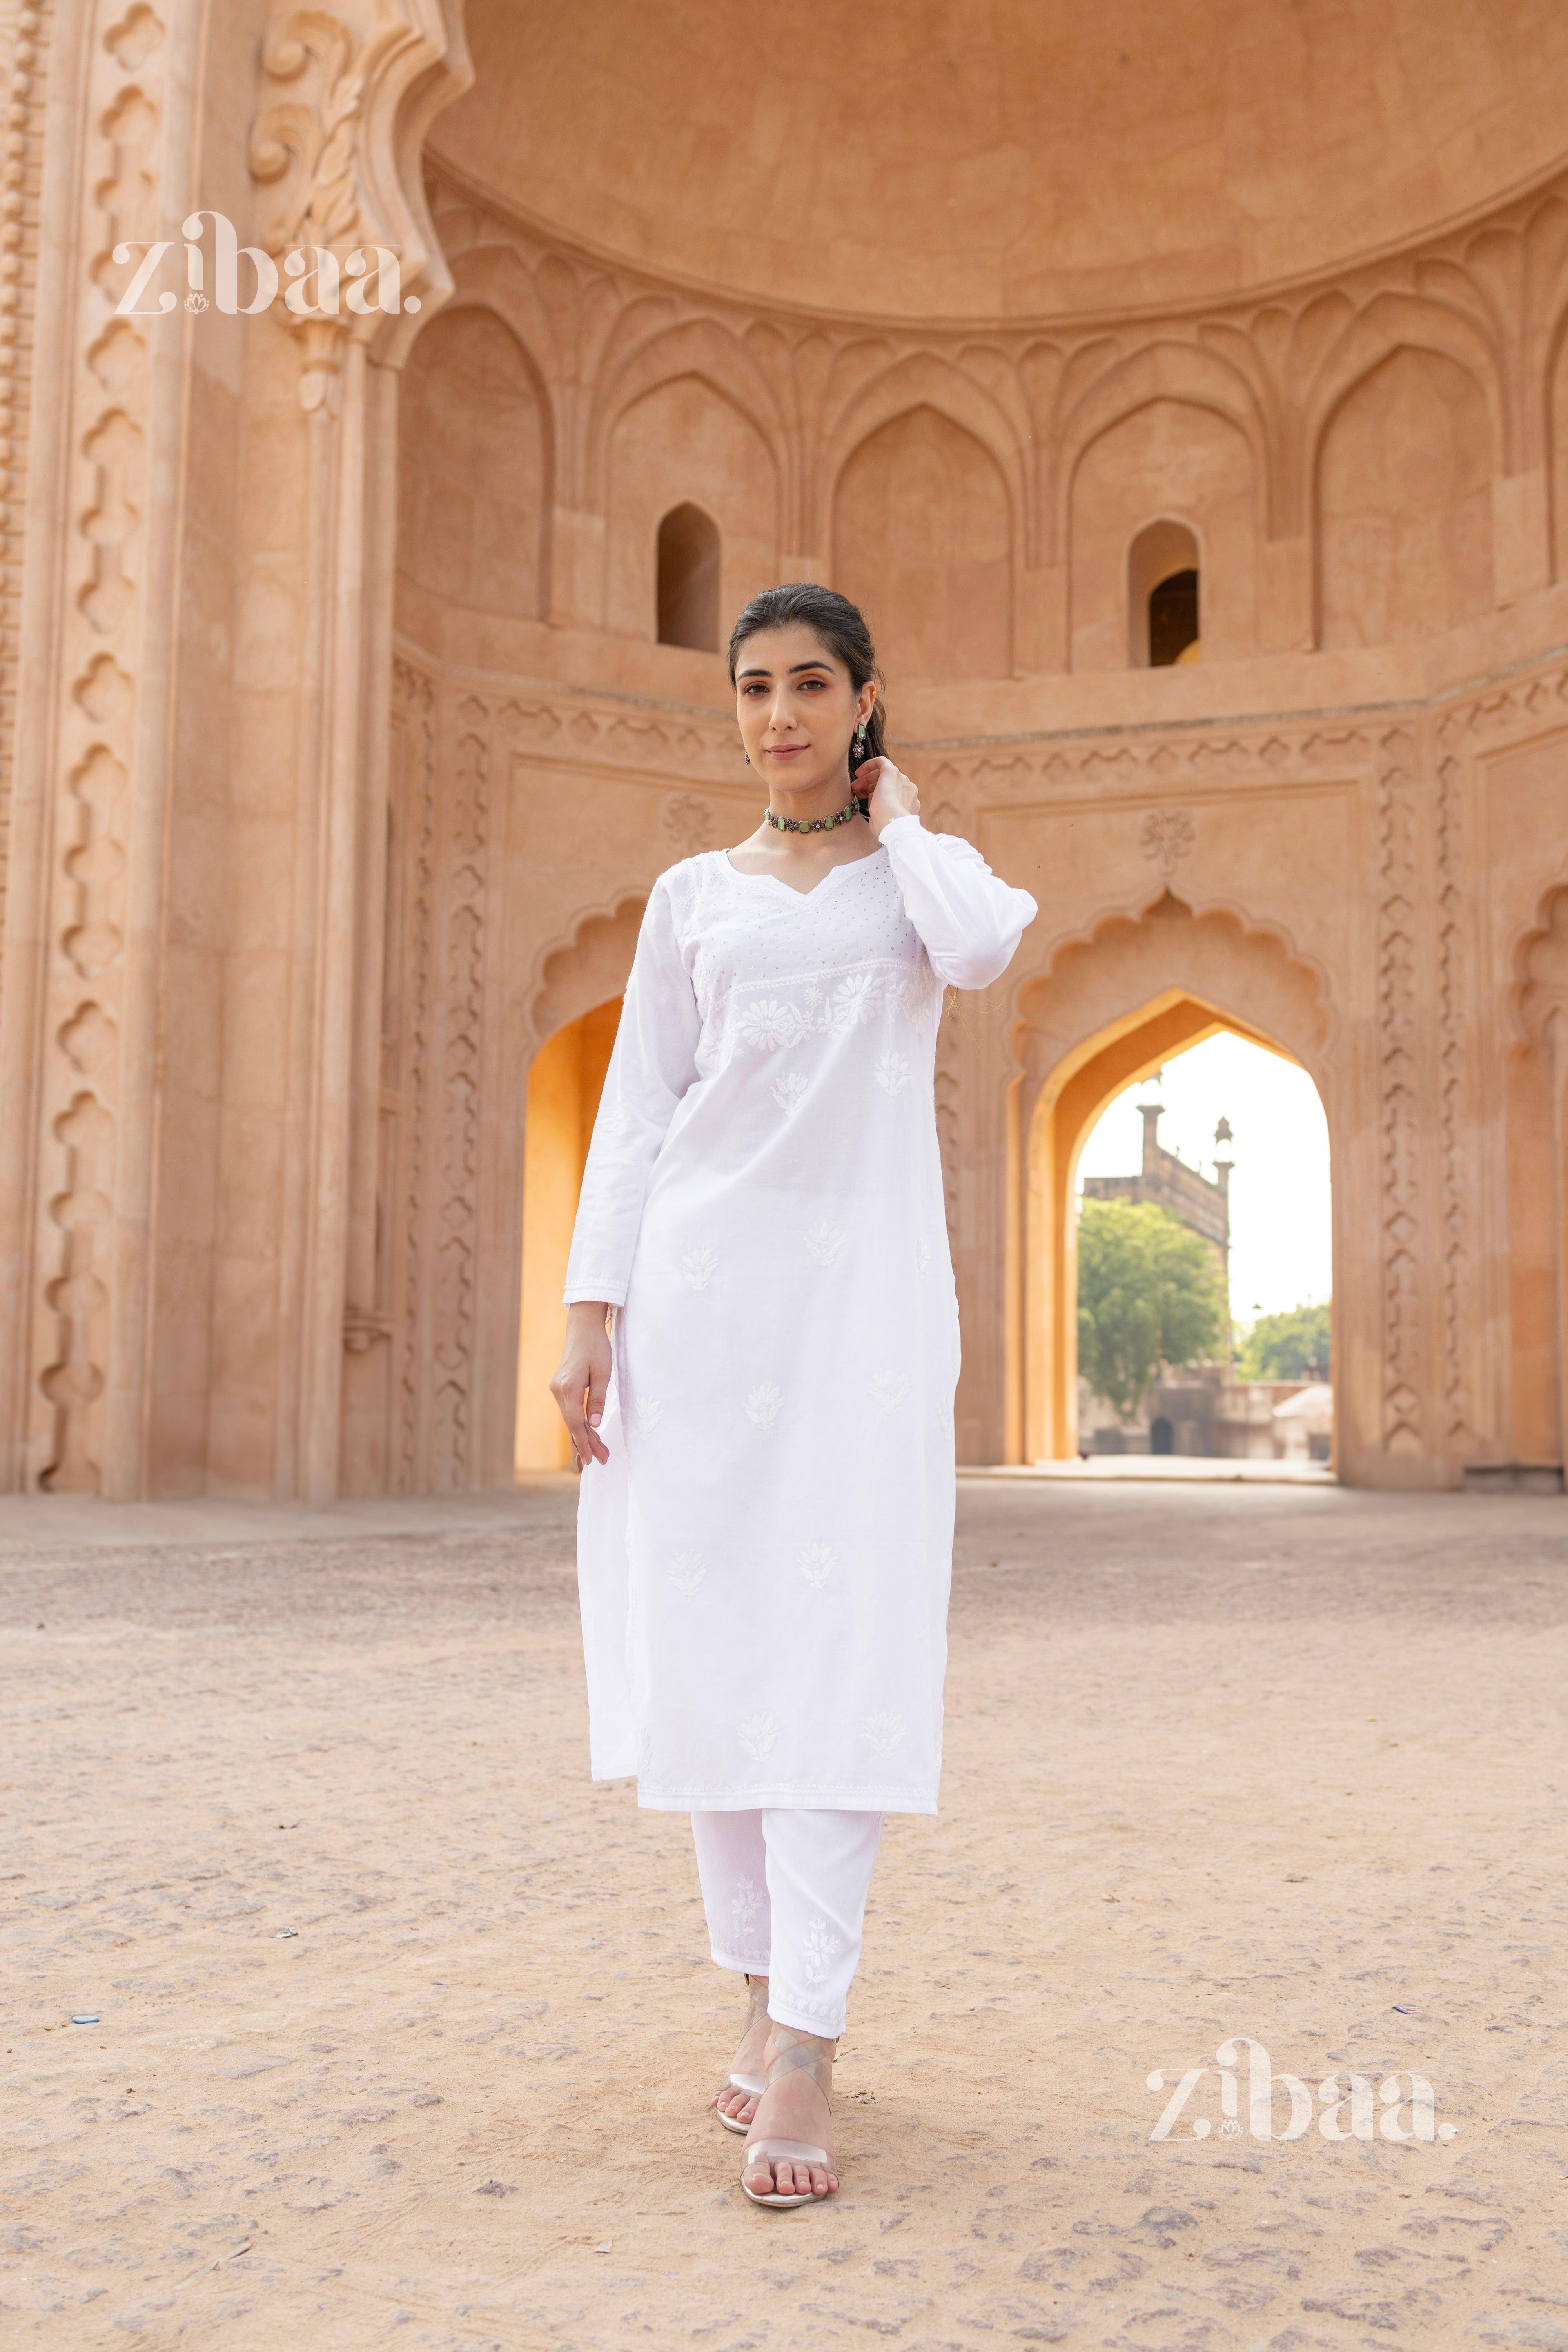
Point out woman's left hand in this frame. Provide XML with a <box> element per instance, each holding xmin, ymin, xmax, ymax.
<box><xmin>855</xmin><ymin>755</ymin><xmax>920</xmax><ymax>838</ymax></box>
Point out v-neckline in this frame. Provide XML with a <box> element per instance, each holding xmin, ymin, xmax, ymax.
<box><xmin>722</xmin><ymin>848</ymin><xmax>881</xmax><ymax>901</ymax></box>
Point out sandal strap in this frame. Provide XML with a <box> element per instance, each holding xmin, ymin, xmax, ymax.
<box><xmin>726</xmin><ymin>2071</ymin><xmax>766</xmax><ymax>2096</ymax></box>
<box><xmin>764</xmin><ymin>2025</ymin><xmax>835</xmax><ymax>2101</ymax></box>
<box><xmin>744</xmin><ymin>2137</ymin><xmax>829</xmax><ymax>2168</ymax></box>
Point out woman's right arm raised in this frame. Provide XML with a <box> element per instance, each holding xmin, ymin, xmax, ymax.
<box><xmin>550</xmin><ymin>875</ymin><xmax>701</xmax><ymax>1466</ymax></box>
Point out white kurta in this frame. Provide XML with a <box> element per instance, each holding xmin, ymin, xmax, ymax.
<box><xmin>563</xmin><ymin>815</ymin><xmax>1037</xmax><ymax>1814</ymax></box>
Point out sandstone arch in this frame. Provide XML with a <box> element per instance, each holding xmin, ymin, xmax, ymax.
<box><xmin>396</xmin><ymin>303</ymin><xmax>552</xmax><ymax>625</ymax></box>
<box><xmin>1012</xmin><ymin>892</ymin><xmax>1331</xmax><ymax>1462</ymax></box>
<box><xmin>1305</xmin><ymin>292</ymin><xmax>1507</xmax><ymax>477</ymax></box>
<box><xmin>517</xmin><ymin>896</ymin><xmax>644</xmax><ymax>1471</ymax></box>
<box><xmin>1067</xmin><ymin>400</ymin><xmax>1260</xmax><ymax>671</ymax></box>
<box><xmin>528</xmin><ymin>897</ymin><xmax>645</xmax><ymax>1048</ymax></box>
<box><xmin>588</xmin><ymin>318</ymin><xmax>786</xmax><ymax>518</ymax></box>
<box><xmin>1314</xmin><ymin>345</ymin><xmax>1496</xmax><ymax>647</ymax></box>
<box><xmin>821</xmin><ymin>352</ymin><xmax>1030</xmax><ymax>563</ymax></box>
<box><xmin>603</xmin><ymin>373</ymin><xmax>780</xmax><ymax>641</ymax></box>
<box><xmin>1054</xmin><ymin>341</ymin><xmax>1273</xmax><ymax>554</ymax></box>
<box><xmin>832</xmin><ymin>405</ymin><xmax>1014</xmax><ymax>682</ymax></box>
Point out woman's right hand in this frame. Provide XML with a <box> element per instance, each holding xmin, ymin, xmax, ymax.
<box><xmin>550</xmin><ymin>1302</ymin><xmax>614</xmax><ymax>1467</ymax></box>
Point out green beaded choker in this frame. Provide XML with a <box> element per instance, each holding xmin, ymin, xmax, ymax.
<box><xmin>765</xmin><ymin>793</ymin><xmax>870</xmax><ymax>835</ymax></box>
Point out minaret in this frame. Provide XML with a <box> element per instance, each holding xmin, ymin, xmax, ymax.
<box><xmin>1213</xmin><ymin>1116</ymin><xmax>1234</xmax><ymax>1371</ymax></box>
<box><xmin>1139</xmin><ymin>1099</ymin><xmax>1165</xmax><ymax>1181</ymax></box>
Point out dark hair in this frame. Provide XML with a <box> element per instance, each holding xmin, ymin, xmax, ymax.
<box><xmin>726</xmin><ymin>582</ymin><xmax>889</xmax><ymax>780</ymax></box>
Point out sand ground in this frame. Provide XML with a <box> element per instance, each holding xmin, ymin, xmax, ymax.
<box><xmin>2</xmin><ymin>1476</ymin><xmax>1566</xmax><ymax>2351</ymax></box>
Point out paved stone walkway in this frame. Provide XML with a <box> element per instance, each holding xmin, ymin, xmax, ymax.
<box><xmin>3</xmin><ymin>1479</ymin><xmax>1566</xmax><ymax>2349</ymax></box>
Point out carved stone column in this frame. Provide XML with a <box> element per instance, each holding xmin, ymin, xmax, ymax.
<box><xmin>0</xmin><ymin>0</ymin><xmax>205</xmax><ymax>1494</ymax></box>
<box><xmin>245</xmin><ymin>0</ymin><xmax>469</xmax><ymax>1500</ymax></box>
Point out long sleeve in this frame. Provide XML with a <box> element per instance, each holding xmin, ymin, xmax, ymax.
<box><xmin>561</xmin><ymin>873</ymin><xmax>701</xmax><ymax>1306</ymax></box>
<box><xmin>878</xmin><ymin>814</ymin><xmax>1038</xmax><ymax>988</ymax></box>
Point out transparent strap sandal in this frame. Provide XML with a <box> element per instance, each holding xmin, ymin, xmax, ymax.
<box><xmin>714</xmin><ymin>1974</ymin><xmax>770</xmax><ymax>2135</ymax></box>
<box><xmin>742</xmin><ymin>2025</ymin><xmax>836</xmax><ymax>2207</ymax></box>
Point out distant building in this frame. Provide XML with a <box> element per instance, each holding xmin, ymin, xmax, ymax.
<box><xmin>1080</xmin><ymin>1102</ymin><xmax>1232</xmax><ymax>1302</ymax></box>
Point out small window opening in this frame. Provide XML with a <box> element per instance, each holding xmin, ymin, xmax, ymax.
<box><xmin>1127</xmin><ymin>518</ymin><xmax>1201</xmax><ymax>667</ymax></box>
<box><xmin>1149</xmin><ymin>569</ymin><xmax>1200</xmax><ymax>667</ymax></box>
<box><xmin>656</xmin><ymin>503</ymin><xmax>720</xmax><ymax>652</ymax></box>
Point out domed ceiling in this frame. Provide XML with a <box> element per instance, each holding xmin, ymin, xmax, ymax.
<box><xmin>432</xmin><ymin>0</ymin><xmax>1568</xmax><ymax>321</ymax></box>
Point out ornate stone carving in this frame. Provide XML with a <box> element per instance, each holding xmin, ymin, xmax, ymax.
<box><xmin>394</xmin><ymin>657</ymin><xmax>436</xmax><ymax>1491</ymax></box>
<box><xmin>247</xmin><ymin>0</ymin><xmax>471</xmax><ymax>383</ymax></box>
<box><xmin>1138</xmin><ymin>806</ymin><xmax>1196</xmax><ymax>878</ymax></box>
<box><xmin>660</xmin><ymin>791</ymin><xmax>717</xmax><ymax>855</ymax></box>
<box><xmin>248</xmin><ymin>11</ymin><xmax>366</xmax><ymax>255</ymax></box>
<box><xmin>430</xmin><ymin>705</ymin><xmax>489</xmax><ymax>1488</ymax></box>
<box><xmin>33</xmin><ymin>0</ymin><xmax>167</xmax><ymax>1490</ymax></box>
<box><xmin>0</xmin><ymin>1</ymin><xmax>51</xmax><ymax>965</ymax></box>
<box><xmin>1374</xmin><ymin>732</ymin><xmax>1421</xmax><ymax>1455</ymax></box>
<box><xmin>1436</xmin><ymin>752</ymin><xmax>1470</xmax><ymax>1445</ymax></box>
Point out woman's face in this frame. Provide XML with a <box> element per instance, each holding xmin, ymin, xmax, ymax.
<box><xmin>733</xmin><ymin>623</ymin><xmax>875</xmax><ymax>798</ymax></box>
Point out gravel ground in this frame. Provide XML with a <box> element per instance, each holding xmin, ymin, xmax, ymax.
<box><xmin>2</xmin><ymin>1477</ymin><xmax>1566</xmax><ymax>2350</ymax></box>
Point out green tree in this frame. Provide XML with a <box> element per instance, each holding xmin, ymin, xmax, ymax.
<box><xmin>1076</xmin><ymin>1199</ymin><xmax>1227</xmax><ymax>1423</ymax></box>
<box><xmin>1235</xmin><ymin>1299</ymin><xmax>1331</xmax><ymax>1381</ymax></box>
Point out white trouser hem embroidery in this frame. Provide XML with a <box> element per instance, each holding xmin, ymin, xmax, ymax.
<box><xmin>767</xmin><ymin>1985</ymin><xmax>848</xmax><ymax>2036</ymax></box>
<box><xmin>709</xmin><ymin>1946</ymin><xmax>766</xmax><ymax>1976</ymax></box>
<box><xmin>691</xmin><ymin>1804</ymin><xmax>883</xmax><ymax>2038</ymax></box>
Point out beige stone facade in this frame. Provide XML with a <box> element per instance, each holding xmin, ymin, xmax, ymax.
<box><xmin>5</xmin><ymin>0</ymin><xmax>1568</xmax><ymax>1500</ymax></box>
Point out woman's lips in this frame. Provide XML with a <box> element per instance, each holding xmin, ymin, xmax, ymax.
<box><xmin>766</xmin><ymin>744</ymin><xmax>807</xmax><ymax>759</ymax></box>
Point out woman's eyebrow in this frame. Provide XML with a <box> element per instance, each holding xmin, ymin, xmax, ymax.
<box><xmin>735</xmin><ymin>659</ymin><xmax>836</xmax><ymax>680</ymax></box>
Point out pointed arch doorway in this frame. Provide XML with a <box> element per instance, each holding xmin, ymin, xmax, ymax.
<box><xmin>1015</xmin><ymin>894</ymin><xmax>1334</xmax><ymax>1465</ymax></box>
<box><xmin>514</xmin><ymin>897</ymin><xmax>644</xmax><ymax>1474</ymax></box>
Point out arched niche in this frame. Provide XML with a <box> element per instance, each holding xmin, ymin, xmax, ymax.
<box><xmin>657</xmin><ymin>502</ymin><xmax>721</xmax><ymax>652</ymax></box>
<box><xmin>396</xmin><ymin>305</ymin><xmax>548</xmax><ymax>630</ymax></box>
<box><xmin>515</xmin><ymin>899</ymin><xmax>644</xmax><ymax>1474</ymax></box>
<box><xmin>832</xmin><ymin>405</ymin><xmax>1013</xmax><ymax>682</ymax></box>
<box><xmin>604</xmin><ymin>375</ymin><xmax>777</xmax><ymax>646</ymax></box>
<box><xmin>1013</xmin><ymin>893</ymin><xmax>1331</xmax><ymax>1464</ymax></box>
<box><xmin>1128</xmin><ymin>519</ymin><xmax>1201</xmax><ymax>666</ymax></box>
<box><xmin>1315</xmin><ymin>346</ymin><xmax>1494</xmax><ymax>647</ymax></box>
<box><xmin>1069</xmin><ymin>401</ymin><xmax>1256</xmax><ymax>672</ymax></box>
<box><xmin>516</xmin><ymin>996</ymin><xmax>623</xmax><ymax>1472</ymax></box>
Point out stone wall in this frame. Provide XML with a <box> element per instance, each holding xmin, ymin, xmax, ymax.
<box><xmin>2</xmin><ymin>1</ymin><xmax>1568</xmax><ymax>1496</ymax></box>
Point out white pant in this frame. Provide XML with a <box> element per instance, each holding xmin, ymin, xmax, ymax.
<box><xmin>690</xmin><ymin>1806</ymin><xmax>885</xmax><ymax>2037</ymax></box>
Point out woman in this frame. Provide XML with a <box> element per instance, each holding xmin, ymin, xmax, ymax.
<box><xmin>551</xmin><ymin>583</ymin><xmax>1036</xmax><ymax>2207</ymax></box>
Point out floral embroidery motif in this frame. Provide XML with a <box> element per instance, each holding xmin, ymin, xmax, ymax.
<box><xmin>680</xmin><ymin>1244</ymin><xmax>719</xmax><ymax>1290</ymax></box>
<box><xmin>739</xmin><ymin>1712</ymin><xmax>779</xmax><ymax>1760</ymax></box>
<box><xmin>874</xmin><ymin>1049</ymin><xmax>912</xmax><ymax>1095</ymax></box>
<box><xmin>772</xmin><ymin>1070</ymin><xmax>809</xmax><ymax>1115</ymax></box>
<box><xmin>863</xmin><ymin>1711</ymin><xmax>907</xmax><ymax>1758</ymax></box>
<box><xmin>736</xmin><ymin>998</ymin><xmax>805</xmax><ymax>1051</ymax></box>
<box><xmin>868</xmin><ymin>1367</ymin><xmax>911</xmax><ymax>1414</ymax></box>
<box><xmin>829</xmin><ymin>971</ymin><xmax>883</xmax><ymax>1029</ymax></box>
<box><xmin>719</xmin><ymin>960</ymin><xmax>935</xmax><ymax>1065</ymax></box>
<box><xmin>667</xmin><ymin>1550</ymin><xmax>706</xmax><ymax>1595</ymax></box>
<box><xmin>803</xmin><ymin>1220</ymin><xmax>847</xmax><ymax>1267</ymax></box>
<box><xmin>731</xmin><ymin>1874</ymin><xmax>763</xmax><ymax>1936</ymax></box>
<box><xmin>800</xmin><ymin>1917</ymin><xmax>842</xmax><ymax>1984</ymax></box>
<box><xmin>633</xmin><ymin>1395</ymin><xmax>664</xmax><ymax>1438</ymax></box>
<box><xmin>797</xmin><ymin>1540</ymin><xmax>835</xmax><ymax>1588</ymax></box>
<box><xmin>637</xmin><ymin>1722</ymin><xmax>655</xmax><ymax>1771</ymax></box>
<box><xmin>744</xmin><ymin>1382</ymin><xmax>784</xmax><ymax>1429</ymax></box>
<box><xmin>915</xmin><ymin>1235</ymin><xmax>931</xmax><ymax>1275</ymax></box>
